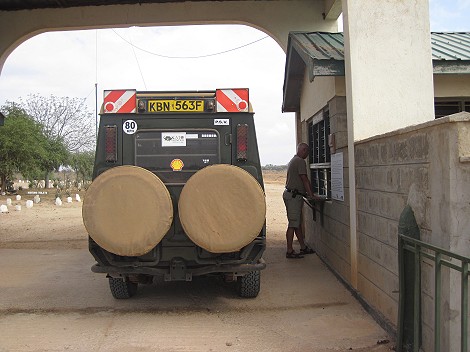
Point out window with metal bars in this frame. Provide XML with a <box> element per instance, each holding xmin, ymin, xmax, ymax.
<box><xmin>308</xmin><ymin>109</ymin><xmax>331</xmax><ymax>198</ymax></box>
<box><xmin>434</xmin><ymin>99</ymin><xmax>470</xmax><ymax>119</ymax></box>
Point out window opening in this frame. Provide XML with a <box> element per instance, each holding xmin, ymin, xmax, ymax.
<box><xmin>434</xmin><ymin>99</ymin><xmax>470</xmax><ymax>119</ymax></box>
<box><xmin>308</xmin><ymin>109</ymin><xmax>331</xmax><ymax>198</ymax></box>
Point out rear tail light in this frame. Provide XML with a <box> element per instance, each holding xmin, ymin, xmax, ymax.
<box><xmin>105</xmin><ymin>125</ymin><xmax>117</xmax><ymax>162</ymax></box>
<box><xmin>237</xmin><ymin>124</ymin><xmax>248</xmax><ymax>162</ymax></box>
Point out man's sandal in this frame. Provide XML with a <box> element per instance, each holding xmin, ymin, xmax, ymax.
<box><xmin>286</xmin><ymin>250</ymin><xmax>304</xmax><ymax>259</ymax></box>
<box><xmin>300</xmin><ymin>246</ymin><xmax>315</xmax><ymax>255</ymax></box>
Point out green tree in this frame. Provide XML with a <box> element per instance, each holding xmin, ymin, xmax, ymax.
<box><xmin>69</xmin><ymin>151</ymin><xmax>95</xmax><ymax>185</ymax></box>
<box><xmin>20</xmin><ymin>94</ymin><xmax>95</xmax><ymax>152</ymax></box>
<box><xmin>19</xmin><ymin>94</ymin><xmax>94</xmax><ymax>187</ymax></box>
<box><xmin>0</xmin><ymin>104</ymin><xmax>48</xmax><ymax>193</ymax></box>
<box><xmin>41</xmin><ymin>136</ymin><xmax>69</xmax><ymax>187</ymax></box>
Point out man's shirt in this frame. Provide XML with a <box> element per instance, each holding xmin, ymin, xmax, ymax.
<box><xmin>285</xmin><ymin>155</ymin><xmax>307</xmax><ymax>194</ymax></box>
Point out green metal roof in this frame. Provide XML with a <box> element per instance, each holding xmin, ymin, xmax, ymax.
<box><xmin>289</xmin><ymin>32</ymin><xmax>470</xmax><ymax>62</ymax></box>
<box><xmin>289</xmin><ymin>32</ymin><xmax>345</xmax><ymax>61</ymax></box>
<box><xmin>431</xmin><ymin>32</ymin><xmax>470</xmax><ymax>60</ymax></box>
<box><xmin>283</xmin><ymin>32</ymin><xmax>470</xmax><ymax>112</ymax></box>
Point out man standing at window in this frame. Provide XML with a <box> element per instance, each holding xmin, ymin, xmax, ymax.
<box><xmin>283</xmin><ymin>143</ymin><xmax>317</xmax><ymax>259</ymax></box>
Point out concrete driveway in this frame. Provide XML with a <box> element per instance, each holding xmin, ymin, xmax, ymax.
<box><xmin>0</xmin><ymin>183</ymin><xmax>393</xmax><ymax>351</ymax></box>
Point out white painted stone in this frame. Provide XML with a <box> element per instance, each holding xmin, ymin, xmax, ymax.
<box><xmin>6</xmin><ymin>198</ymin><xmax>11</xmax><ymax>206</ymax></box>
<box><xmin>15</xmin><ymin>205</ymin><xmax>21</xmax><ymax>211</ymax></box>
<box><xmin>55</xmin><ymin>198</ymin><xmax>62</xmax><ymax>206</ymax></box>
<box><xmin>0</xmin><ymin>204</ymin><xmax>8</xmax><ymax>213</ymax></box>
<box><xmin>33</xmin><ymin>195</ymin><xmax>40</xmax><ymax>204</ymax></box>
<box><xmin>25</xmin><ymin>200</ymin><xmax>33</xmax><ymax>209</ymax></box>
<box><xmin>67</xmin><ymin>197</ymin><xmax>72</xmax><ymax>203</ymax></box>
<box><xmin>75</xmin><ymin>194</ymin><xmax>81</xmax><ymax>202</ymax></box>
<box><xmin>16</xmin><ymin>195</ymin><xmax>21</xmax><ymax>201</ymax></box>
<box><xmin>407</xmin><ymin>183</ymin><xmax>427</xmax><ymax>228</ymax></box>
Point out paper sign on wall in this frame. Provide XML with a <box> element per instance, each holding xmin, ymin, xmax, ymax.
<box><xmin>331</xmin><ymin>152</ymin><xmax>344</xmax><ymax>201</ymax></box>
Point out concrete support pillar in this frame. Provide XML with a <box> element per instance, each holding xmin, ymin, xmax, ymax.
<box><xmin>342</xmin><ymin>0</ymin><xmax>435</xmax><ymax>289</ymax></box>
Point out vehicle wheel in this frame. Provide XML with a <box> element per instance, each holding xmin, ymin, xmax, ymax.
<box><xmin>236</xmin><ymin>271</ymin><xmax>260</xmax><ymax>298</ymax></box>
<box><xmin>108</xmin><ymin>277</ymin><xmax>138</xmax><ymax>299</ymax></box>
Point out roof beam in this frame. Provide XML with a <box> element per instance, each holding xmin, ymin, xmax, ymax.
<box><xmin>323</xmin><ymin>0</ymin><xmax>342</xmax><ymax>20</ymax></box>
<box><xmin>433</xmin><ymin>61</ymin><xmax>470</xmax><ymax>74</ymax></box>
<box><xmin>310</xmin><ymin>60</ymin><xmax>345</xmax><ymax>81</ymax></box>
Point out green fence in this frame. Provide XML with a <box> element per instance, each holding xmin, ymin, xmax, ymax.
<box><xmin>398</xmin><ymin>234</ymin><xmax>470</xmax><ymax>352</ymax></box>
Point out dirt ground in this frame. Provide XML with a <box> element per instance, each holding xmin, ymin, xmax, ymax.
<box><xmin>0</xmin><ymin>171</ymin><xmax>393</xmax><ymax>351</ymax></box>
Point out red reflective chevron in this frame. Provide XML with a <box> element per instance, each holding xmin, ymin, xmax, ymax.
<box><xmin>103</xmin><ymin>90</ymin><xmax>136</xmax><ymax>114</ymax></box>
<box><xmin>216</xmin><ymin>89</ymin><xmax>249</xmax><ymax>112</ymax></box>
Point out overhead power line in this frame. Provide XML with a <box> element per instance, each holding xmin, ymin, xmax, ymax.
<box><xmin>128</xmin><ymin>32</ymin><xmax>148</xmax><ymax>89</ymax></box>
<box><xmin>111</xmin><ymin>29</ymin><xmax>269</xmax><ymax>59</ymax></box>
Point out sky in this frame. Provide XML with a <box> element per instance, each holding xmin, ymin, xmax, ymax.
<box><xmin>0</xmin><ymin>0</ymin><xmax>468</xmax><ymax>165</ymax></box>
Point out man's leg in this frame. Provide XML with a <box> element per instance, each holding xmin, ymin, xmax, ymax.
<box><xmin>295</xmin><ymin>222</ymin><xmax>315</xmax><ymax>254</ymax></box>
<box><xmin>286</xmin><ymin>227</ymin><xmax>295</xmax><ymax>253</ymax></box>
<box><xmin>294</xmin><ymin>226</ymin><xmax>307</xmax><ymax>250</ymax></box>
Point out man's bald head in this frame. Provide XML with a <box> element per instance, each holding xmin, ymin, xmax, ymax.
<box><xmin>296</xmin><ymin>143</ymin><xmax>309</xmax><ymax>159</ymax></box>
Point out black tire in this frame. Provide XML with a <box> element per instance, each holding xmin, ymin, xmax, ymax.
<box><xmin>108</xmin><ymin>277</ymin><xmax>138</xmax><ymax>299</ymax></box>
<box><xmin>236</xmin><ymin>270</ymin><xmax>261</xmax><ymax>298</ymax></box>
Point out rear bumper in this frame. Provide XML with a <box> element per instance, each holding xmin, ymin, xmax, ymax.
<box><xmin>91</xmin><ymin>258</ymin><xmax>266</xmax><ymax>281</ymax></box>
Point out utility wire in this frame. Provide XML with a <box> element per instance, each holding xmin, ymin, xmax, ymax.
<box><xmin>83</xmin><ymin>86</ymin><xmax>95</xmax><ymax>101</ymax></box>
<box><xmin>128</xmin><ymin>31</ymin><xmax>148</xmax><ymax>89</ymax></box>
<box><xmin>111</xmin><ymin>29</ymin><xmax>269</xmax><ymax>59</ymax></box>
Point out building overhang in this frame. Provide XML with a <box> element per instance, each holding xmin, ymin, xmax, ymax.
<box><xmin>283</xmin><ymin>32</ymin><xmax>470</xmax><ymax>113</ymax></box>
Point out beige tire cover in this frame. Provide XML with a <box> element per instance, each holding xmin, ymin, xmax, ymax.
<box><xmin>82</xmin><ymin>166</ymin><xmax>173</xmax><ymax>256</ymax></box>
<box><xmin>178</xmin><ymin>164</ymin><xmax>266</xmax><ymax>253</ymax></box>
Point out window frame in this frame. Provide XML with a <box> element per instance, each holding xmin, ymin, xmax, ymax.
<box><xmin>308</xmin><ymin>108</ymin><xmax>331</xmax><ymax>199</ymax></box>
<box><xmin>434</xmin><ymin>97</ymin><xmax>470</xmax><ymax>119</ymax></box>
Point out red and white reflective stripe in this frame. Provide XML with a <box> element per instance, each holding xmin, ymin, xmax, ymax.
<box><xmin>216</xmin><ymin>89</ymin><xmax>249</xmax><ymax>112</ymax></box>
<box><xmin>103</xmin><ymin>90</ymin><xmax>136</xmax><ymax>114</ymax></box>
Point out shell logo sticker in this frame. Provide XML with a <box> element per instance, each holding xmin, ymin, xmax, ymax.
<box><xmin>170</xmin><ymin>159</ymin><xmax>184</xmax><ymax>171</ymax></box>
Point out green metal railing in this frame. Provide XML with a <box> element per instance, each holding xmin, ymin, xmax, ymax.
<box><xmin>398</xmin><ymin>234</ymin><xmax>470</xmax><ymax>352</ymax></box>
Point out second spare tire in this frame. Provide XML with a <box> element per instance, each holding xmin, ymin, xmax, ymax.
<box><xmin>178</xmin><ymin>164</ymin><xmax>266</xmax><ymax>253</ymax></box>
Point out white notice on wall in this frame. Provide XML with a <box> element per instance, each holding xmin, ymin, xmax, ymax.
<box><xmin>331</xmin><ymin>152</ymin><xmax>344</xmax><ymax>201</ymax></box>
<box><xmin>162</xmin><ymin>132</ymin><xmax>186</xmax><ymax>147</ymax></box>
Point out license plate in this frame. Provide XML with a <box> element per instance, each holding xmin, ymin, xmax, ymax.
<box><xmin>147</xmin><ymin>100</ymin><xmax>204</xmax><ymax>113</ymax></box>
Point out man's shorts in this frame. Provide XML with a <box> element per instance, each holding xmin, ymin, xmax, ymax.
<box><xmin>283</xmin><ymin>189</ymin><xmax>303</xmax><ymax>228</ymax></box>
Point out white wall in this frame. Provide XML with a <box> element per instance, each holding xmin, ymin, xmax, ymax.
<box><xmin>300</xmin><ymin>75</ymin><xmax>346</xmax><ymax>122</ymax></box>
<box><xmin>434</xmin><ymin>75</ymin><xmax>470</xmax><ymax>97</ymax></box>
<box><xmin>0</xmin><ymin>1</ymin><xmax>338</xmax><ymax>73</ymax></box>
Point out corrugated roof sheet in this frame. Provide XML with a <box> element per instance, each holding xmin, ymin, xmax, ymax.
<box><xmin>290</xmin><ymin>32</ymin><xmax>345</xmax><ymax>60</ymax></box>
<box><xmin>290</xmin><ymin>32</ymin><xmax>470</xmax><ymax>62</ymax></box>
<box><xmin>431</xmin><ymin>32</ymin><xmax>470</xmax><ymax>60</ymax></box>
<box><xmin>283</xmin><ymin>31</ymin><xmax>470</xmax><ymax>112</ymax></box>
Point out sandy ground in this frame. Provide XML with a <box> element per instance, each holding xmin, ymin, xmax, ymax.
<box><xmin>0</xmin><ymin>172</ymin><xmax>394</xmax><ymax>351</ymax></box>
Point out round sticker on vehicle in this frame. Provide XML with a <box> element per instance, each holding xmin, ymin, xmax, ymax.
<box><xmin>170</xmin><ymin>159</ymin><xmax>184</xmax><ymax>171</ymax></box>
<box><xmin>123</xmin><ymin>120</ymin><xmax>137</xmax><ymax>135</ymax></box>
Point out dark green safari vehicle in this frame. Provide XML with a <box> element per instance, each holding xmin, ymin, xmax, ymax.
<box><xmin>83</xmin><ymin>89</ymin><xmax>266</xmax><ymax>299</ymax></box>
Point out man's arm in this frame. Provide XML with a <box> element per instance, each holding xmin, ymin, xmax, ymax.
<box><xmin>300</xmin><ymin>174</ymin><xmax>323</xmax><ymax>201</ymax></box>
<box><xmin>299</xmin><ymin>174</ymin><xmax>315</xmax><ymax>198</ymax></box>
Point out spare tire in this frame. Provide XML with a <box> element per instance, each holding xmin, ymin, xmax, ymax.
<box><xmin>82</xmin><ymin>166</ymin><xmax>173</xmax><ymax>256</ymax></box>
<box><xmin>178</xmin><ymin>164</ymin><xmax>265</xmax><ymax>253</ymax></box>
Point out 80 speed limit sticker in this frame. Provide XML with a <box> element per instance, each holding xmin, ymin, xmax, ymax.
<box><xmin>123</xmin><ymin>120</ymin><xmax>137</xmax><ymax>135</ymax></box>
